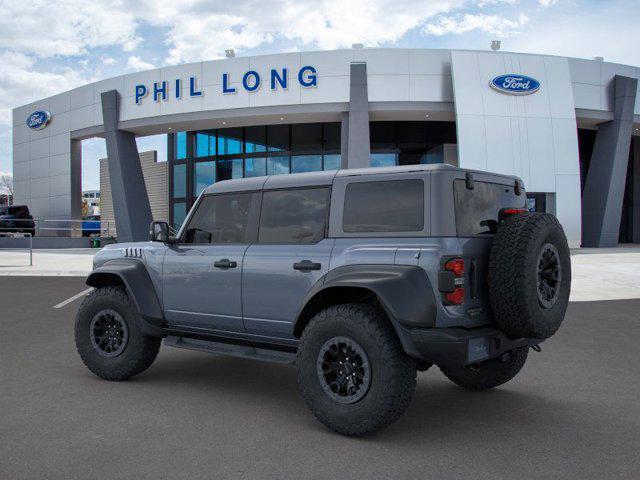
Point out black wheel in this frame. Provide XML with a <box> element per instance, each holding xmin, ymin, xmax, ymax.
<box><xmin>488</xmin><ymin>212</ymin><xmax>571</xmax><ymax>339</ymax></box>
<box><xmin>440</xmin><ymin>347</ymin><xmax>528</xmax><ymax>391</ymax></box>
<box><xmin>75</xmin><ymin>286</ymin><xmax>161</xmax><ymax>381</ymax></box>
<box><xmin>296</xmin><ymin>304</ymin><xmax>417</xmax><ymax>436</ymax></box>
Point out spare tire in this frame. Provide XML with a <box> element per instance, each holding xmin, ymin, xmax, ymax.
<box><xmin>488</xmin><ymin>212</ymin><xmax>571</xmax><ymax>339</ymax></box>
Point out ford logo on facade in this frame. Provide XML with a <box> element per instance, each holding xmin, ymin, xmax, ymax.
<box><xmin>26</xmin><ymin>110</ymin><xmax>52</xmax><ymax>130</ymax></box>
<box><xmin>490</xmin><ymin>74</ymin><xmax>540</xmax><ymax>95</ymax></box>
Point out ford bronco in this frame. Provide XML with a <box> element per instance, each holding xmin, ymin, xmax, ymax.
<box><xmin>75</xmin><ymin>164</ymin><xmax>571</xmax><ymax>436</ymax></box>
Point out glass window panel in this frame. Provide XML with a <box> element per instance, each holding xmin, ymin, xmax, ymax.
<box><xmin>259</xmin><ymin>188</ymin><xmax>329</xmax><ymax>244</ymax></box>
<box><xmin>292</xmin><ymin>123</ymin><xmax>322</xmax><ymax>152</ymax></box>
<box><xmin>267</xmin><ymin>124</ymin><xmax>290</xmax><ymax>151</ymax></box>
<box><xmin>173</xmin><ymin>163</ymin><xmax>186</xmax><ymax>197</ymax></box>
<box><xmin>398</xmin><ymin>121</ymin><xmax>427</xmax><ymax>148</ymax></box>
<box><xmin>217</xmin><ymin>159</ymin><xmax>243</xmax><ymax>181</ymax></box>
<box><xmin>370</xmin><ymin>122</ymin><xmax>396</xmax><ymax>150</ymax></box>
<box><xmin>196</xmin><ymin>131</ymin><xmax>215</xmax><ymax>157</ymax></box>
<box><xmin>291</xmin><ymin>155</ymin><xmax>322</xmax><ymax>173</ymax></box>
<box><xmin>175</xmin><ymin>132</ymin><xmax>187</xmax><ymax>160</ymax></box>
<box><xmin>323</xmin><ymin>154</ymin><xmax>341</xmax><ymax>171</ymax></box>
<box><xmin>194</xmin><ymin>161</ymin><xmax>216</xmax><ymax>196</ymax></box>
<box><xmin>217</xmin><ymin>127</ymin><xmax>243</xmax><ymax>155</ymax></box>
<box><xmin>245</xmin><ymin>126</ymin><xmax>267</xmax><ymax>153</ymax></box>
<box><xmin>343</xmin><ymin>180</ymin><xmax>424</xmax><ymax>233</ymax></box>
<box><xmin>323</xmin><ymin>122</ymin><xmax>341</xmax><ymax>151</ymax></box>
<box><xmin>371</xmin><ymin>153</ymin><xmax>397</xmax><ymax>168</ymax></box>
<box><xmin>267</xmin><ymin>156</ymin><xmax>290</xmax><ymax>175</ymax></box>
<box><xmin>183</xmin><ymin>193</ymin><xmax>254</xmax><ymax>244</ymax></box>
<box><xmin>245</xmin><ymin>157</ymin><xmax>267</xmax><ymax>177</ymax></box>
<box><xmin>453</xmin><ymin>180</ymin><xmax>525</xmax><ymax>235</ymax></box>
<box><xmin>172</xmin><ymin>202</ymin><xmax>187</xmax><ymax>231</ymax></box>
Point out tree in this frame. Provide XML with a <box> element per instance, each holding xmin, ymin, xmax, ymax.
<box><xmin>0</xmin><ymin>173</ymin><xmax>13</xmax><ymax>207</ymax></box>
<box><xmin>82</xmin><ymin>198</ymin><xmax>91</xmax><ymax>217</ymax></box>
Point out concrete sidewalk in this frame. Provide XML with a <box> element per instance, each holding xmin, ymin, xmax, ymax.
<box><xmin>0</xmin><ymin>246</ymin><xmax>638</xmax><ymax>301</ymax></box>
<box><xmin>0</xmin><ymin>248</ymin><xmax>96</xmax><ymax>277</ymax></box>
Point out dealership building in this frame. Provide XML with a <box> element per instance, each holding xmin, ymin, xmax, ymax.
<box><xmin>11</xmin><ymin>48</ymin><xmax>640</xmax><ymax>247</ymax></box>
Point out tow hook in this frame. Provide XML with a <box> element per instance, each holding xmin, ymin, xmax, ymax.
<box><xmin>531</xmin><ymin>344</ymin><xmax>542</xmax><ymax>353</ymax></box>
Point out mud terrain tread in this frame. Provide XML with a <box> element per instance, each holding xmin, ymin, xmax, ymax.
<box><xmin>488</xmin><ymin>213</ymin><xmax>570</xmax><ymax>339</ymax></box>
<box><xmin>75</xmin><ymin>286</ymin><xmax>161</xmax><ymax>381</ymax></box>
<box><xmin>297</xmin><ymin>303</ymin><xmax>416</xmax><ymax>436</ymax></box>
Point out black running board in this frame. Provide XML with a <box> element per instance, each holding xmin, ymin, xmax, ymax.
<box><xmin>164</xmin><ymin>335</ymin><xmax>296</xmax><ymax>364</ymax></box>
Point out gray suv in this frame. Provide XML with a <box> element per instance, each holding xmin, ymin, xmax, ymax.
<box><xmin>75</xmin><ymin>164</ymin><xmax>571</xmax><ymax>436</ymax></box>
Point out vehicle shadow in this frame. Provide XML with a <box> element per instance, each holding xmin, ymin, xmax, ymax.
<box><xmin>131</xmin><ymin>348</ymin><xmax>590</xmax><ymax>443</ymax></box>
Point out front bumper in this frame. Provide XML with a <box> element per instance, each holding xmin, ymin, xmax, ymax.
<box><xmin>410</xmin><ymin>326</ymin><xmax>542</xmax><ymax>367</ymax></box>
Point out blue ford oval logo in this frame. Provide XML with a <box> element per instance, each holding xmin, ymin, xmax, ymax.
<box><xmin>26</xmin><ymin>110</ymin><xmax>52</xmax><ymax>130</ymax></box>
<box><xmin>490</xmin><ymin>74</ymin><xmax>540</xmax><ymax>95</ymax></box>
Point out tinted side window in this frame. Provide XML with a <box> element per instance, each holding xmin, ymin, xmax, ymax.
<box><xmin>183</xmin><ymin>193</ymin><xmax>255</xmax><ymax>244</ymax></box>
<box><xmin>453</xmin><ymin>180</ymin><xmax>526</xmax><ymax>235</ymax></box>
<box><xmin>259</xmin><ymin>188</ymin><xmax>329</xmax><ymax>244</ymax></box>
<box><xmin>343</xmin><ymin>180</ymin><xmax>424</xmax><ymax>233</ymax></box>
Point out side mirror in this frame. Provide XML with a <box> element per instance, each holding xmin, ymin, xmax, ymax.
<box><xmin>149</xmin><ymin>221</ymin><xmax>170</xmax><ymax>242</ymax></box>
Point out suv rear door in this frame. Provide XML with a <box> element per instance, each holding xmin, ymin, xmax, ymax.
<box><xmin>241</xmin><ymin>186</ymin><xmax>333</xmax><ymax>339</ymax></box>
<box><xmin>162</xmin><ymin>191</ymin><xmax>261</xmax><ymax>333</ymax></box>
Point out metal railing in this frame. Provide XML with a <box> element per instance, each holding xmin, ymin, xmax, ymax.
<box><xmin>0</xmin><ymin>231</ymin><xmax>33</xmax><ymax>266</ymax></box>
<box><xmin>0</xmin><ymin>218</ymin><xmax>117</xmax><ymax>238</ymax></box>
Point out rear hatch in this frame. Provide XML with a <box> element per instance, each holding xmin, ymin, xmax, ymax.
<box><xmin>442</xmin><ymin>177</ymin><xmax>527</xmax><ymax>323</ymax></box>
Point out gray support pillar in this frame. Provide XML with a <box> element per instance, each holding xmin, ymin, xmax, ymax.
<box><xmin>346</xmin><ymin>63</ymin><xmax>370</xmax><ymax>169</ymax></box>
<box><xmin>340</xmin><ymin>111</ymin><xmax>349</xmax><ymax>169</ymax></box>
<box><xmin>633</xmin><ymin>138</ymin><xmax>640</xmax><ymax>243</ymax></box>
<box><xmin>101</xmin><ymin>90</ymin><xmax>153</xmax><ymax>242</ymax></box>
<box><xmin>581</xmin><ymin>75</ymin><xmax>638</xmax><ymax>247</ymax></box>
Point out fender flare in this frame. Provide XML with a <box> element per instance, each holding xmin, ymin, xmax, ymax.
<box><xmin>294</xmin><ymin>265</ymin><xmax>437</xmax><ymax>356</ymax></box>
<box><xmin>86</xmin><ymin>259</ymin><xmax>165</xmax><ymax>337</ymax></box>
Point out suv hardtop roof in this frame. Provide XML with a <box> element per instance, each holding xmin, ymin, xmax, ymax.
<box><xmin>202</xmin><ymin>164</ymin><xmax>520</xmax><ymax>195</ymax></box>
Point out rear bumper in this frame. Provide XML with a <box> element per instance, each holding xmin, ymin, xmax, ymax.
<box><xmin>410</xmin><ymin>326</ymin><xmax>542</xmax><ymax>367</ymax></box>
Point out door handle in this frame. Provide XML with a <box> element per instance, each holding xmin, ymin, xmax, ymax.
<box><xmin>293</xmin><ymin>260</ymin><xmax>321</xmax><ymax>271</ymax></box>
<box><xmin>214</xmin><ymin>258</ymin><xmax>237</xmax><ymax>269</ymax></box>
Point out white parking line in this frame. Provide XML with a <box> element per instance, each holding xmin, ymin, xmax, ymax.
<box><xmin>53</xmin><ymin>288</ymin><xmax>93</xmax><ymax>309</ymax></box>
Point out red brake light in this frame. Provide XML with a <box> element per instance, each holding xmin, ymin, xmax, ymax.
<box><xmin>445</xmin><ymin>258</ymin><xmax>465</xmax><ymax>276</ymax></box>
<box><xmin>445</xmin><ymin>287</ymin><xmax>465</xmax><ymax>305</ymax></box>
<box><xmin>503</xmin><ymin>208</ymin><xmax>527</xmax><ymax>216</ymax></box>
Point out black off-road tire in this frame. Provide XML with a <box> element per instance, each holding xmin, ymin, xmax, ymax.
<box><xmin>296</xmin><ymin>304</ymin><xmax>417</xmax><ymax>436</ymax></box>
<box><xmin>440</xmin><ymin>347</ymin><xmax>528</xmax><ymax>391</ymax></box>
<box><xmin>488</xmin><ymin>212</ymin><xmax>571</xmax><ymax>340</ymax></box>
<box><xmin>75</xmin><ymin>286</ymin><xmax>161</xmax><ymax>381</ymax></box>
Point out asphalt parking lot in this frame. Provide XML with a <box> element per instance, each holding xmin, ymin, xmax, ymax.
<box><xmin>2</xmin><ymin>277</ymin><xmax>640</xmax><ymax>480</ymax></box>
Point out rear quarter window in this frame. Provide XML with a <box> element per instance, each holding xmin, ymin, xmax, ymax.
<box><xmin>454</xmin><ymin>179</ymin><xmax>526</xmax><ymax>235</ymax></box>
<box><xmin>343</xmin><ymin>179</ymin><xmax>424</xmax><ymax>233</ymax></box>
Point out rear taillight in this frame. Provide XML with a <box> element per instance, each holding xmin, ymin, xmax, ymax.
<box><xmin>444</xmin><ymin>258</ymin><xmax>465</xmax><ymax>276</ymax></box>
<box><xmin>441</xmin><ymin>257</ymin><xmax>465</xmax><ymax>305</ymax></box>
<box><xmin>445</xmin><ymin>287</ymin><xmax>465</xmax><ymax>305</ymax></box>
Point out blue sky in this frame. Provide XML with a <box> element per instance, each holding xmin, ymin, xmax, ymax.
<box><xmin>1</xmin><ymin>0</ymin><xmax>638</xmax><ymax>191</ymax></box>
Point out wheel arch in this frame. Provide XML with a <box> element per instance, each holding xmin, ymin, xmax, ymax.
<box><xmin>86</xmin><ymin>259</ymin><xmax>165</xmax><ymax>337</ymax></box>
<box><xmin>293</xmin><ymin>265</ymin><xmax>438</xmax><ymax>357</ymax></box>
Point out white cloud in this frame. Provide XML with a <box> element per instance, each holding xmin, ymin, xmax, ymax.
<box><xmin>0</xmin><ymin>0</ymin><xmax>140</xmax><ymax>58</ymax></box>
<box><xmin>0</xmin><ymin>51</ymin><xmax>86</xmax><ymax>124</ymax></box>
<box><xmin>132</xmin><ymin>0</ymin><xmax>466</xmax><ymax>64</ymax></box>
<box><xmin>424</xmin><ymin>13</ymin><xmax>529</xmax><ymax>36</ymax></box>
<box><xmin>538</xmin><ymin>0</ymin><xmax>557</xmax><ymax>6</ymax></box>
<box><xmin>126</xmin><ymin>56</ymin><xmax>156</xmax><ymax>72</ymax></box>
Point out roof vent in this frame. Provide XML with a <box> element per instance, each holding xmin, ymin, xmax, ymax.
<box><xmin>351</xmin><ymin>43</ymin><xmax>364</xmax><ymax>49</ymax></box>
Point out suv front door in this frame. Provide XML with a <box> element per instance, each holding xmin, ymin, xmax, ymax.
<box><xmin>162</xmin><ymin>192</ymin><xmax>260</xmax><ymax>333</ymax></box>
<box><xmin>242</xmin><ymin>187</ymin><xmax>333</xmax><ymax>340</ymax></box>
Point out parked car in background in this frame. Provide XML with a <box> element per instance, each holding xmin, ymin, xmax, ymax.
<box><xmin>0</xmin><ymin>205</ymin><xmax>35</xmax><ymax>236</ymax></box>
<box><xmin>82</xmin><ymin>215</ymin><xmax>101</xmax><ymax>237</ymax></box>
